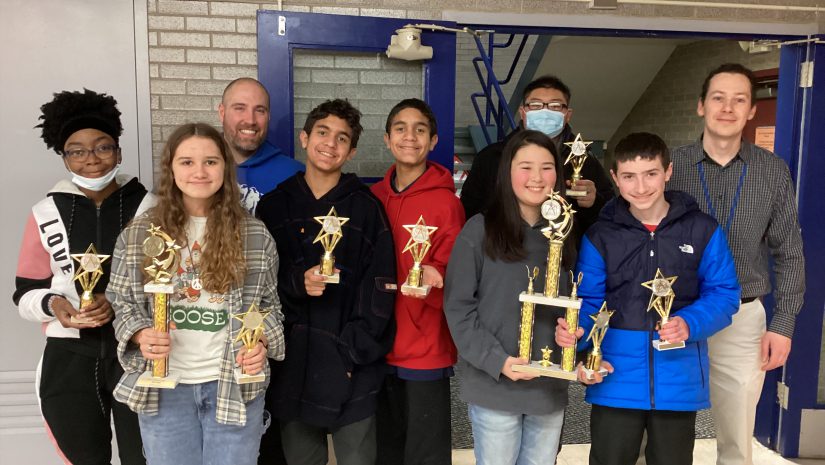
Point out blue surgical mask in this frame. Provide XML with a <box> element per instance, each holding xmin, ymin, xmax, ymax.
<box><xmin>525</xmin><ymin>109</ymin><xmax>565</xmax><ymax>138</ymax></box>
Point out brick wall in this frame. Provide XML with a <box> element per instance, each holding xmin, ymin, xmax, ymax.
<box><xmin>146</xmin><ymin>0</ymin><xmax>810</xmax><ymax>180</ymax></box>
<box><xmin>291</xmin><ymin>49</ymin><xmax>422</xmax><ymax>177</ymax></box>
<box><xmin>606</xmin><ymin>40</ymin><xmax>780</xmax><ymax>165</ymax></box>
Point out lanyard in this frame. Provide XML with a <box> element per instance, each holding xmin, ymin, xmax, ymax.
<box><xmin>697</xmin><ymin>161</ymin><xmax>747</xmax><ymax>234</ymax></box>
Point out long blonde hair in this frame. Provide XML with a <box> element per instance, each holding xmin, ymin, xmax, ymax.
<box><xmin>152</xmin><ymin>123</ymin><xmax>247</xmax><ymax>293</ymax></box>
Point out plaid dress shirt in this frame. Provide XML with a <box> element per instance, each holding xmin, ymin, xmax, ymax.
<box><xmin>106</xmin><ymin>214</ymin><xmax>285</xmax><ymax>426</ymax></box>
<box><xmin>668</xmin><ymin>138</ymin><xmax>805</xmax><ymax>338</ymax></box>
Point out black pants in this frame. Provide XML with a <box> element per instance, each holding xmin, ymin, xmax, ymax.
<box><xmin>376</xmin><ymin>374</ymin><xmax>452</xmax><ymax>465</ymax></box>
<box><xmin>258</xmin><ymin>359</ymin><xmax>287</xmax><ymax>465</ymax></box>
<box><xmin>39</xmin><ymin>339</ymin><xmax>144</xmax><ymax>465</ymax></box>
<box><xmin>589</xmin><ymin>404</ymin><xmax>696</xmax><ymax>465</ymax></box>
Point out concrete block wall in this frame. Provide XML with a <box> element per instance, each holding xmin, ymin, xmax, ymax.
<box><xmin>606</xmin><ymin>40</ymin><xmax>780</xmax><ymax>167</ymax></box>
<box><xmin>146</xmin><ymin>0</ymin><xmax>814</xmax><ymax>181</ymax></box>
<box><xmin>292</xmin><ymin>49</ymin><xmax>422</xmax><ymax>177</ymax></box>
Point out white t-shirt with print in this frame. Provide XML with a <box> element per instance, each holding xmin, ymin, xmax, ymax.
<box><xmin>167</xmin><ymin>216</ymin><xmax>229</xmax><ymax>384</ymax></box>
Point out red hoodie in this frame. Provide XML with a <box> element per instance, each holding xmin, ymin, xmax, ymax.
<box><xmin>371</xmin><ymin>162</ymin><xmax>465</xmax><ymax>370</ymax></box>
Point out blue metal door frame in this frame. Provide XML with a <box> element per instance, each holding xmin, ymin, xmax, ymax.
<box><xmin>257</xmin><ymin>11</ymin><xmax>457</xmax><ymax>170</ymax></box>
<box><xmin>758</xmin><ymin>36</ymin><xmax>825</xmax><ymax>458</ymax></box>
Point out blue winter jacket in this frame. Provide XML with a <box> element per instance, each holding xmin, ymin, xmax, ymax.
<box><xmin>576</xmin><ymin>191</ymin><xmax>740</xmax><ymax>411</ymax></box>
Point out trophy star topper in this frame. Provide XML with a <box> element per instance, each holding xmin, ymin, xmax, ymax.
<box><xmin>232</xmin><ymin>303</ymin><xmax>271</xmax><ymax>347</ymax></box>
<box><xmin>71</xmin><ymin>244</ymin><xmax>110</xmax><ymax>275</ymax></box>
<box><xmin>640</xmin><ymin>268</ymin><xmax>678</xmax><ymax>312</ymax></box>
<box><xmin>313</xmin><ymin>207</ymin><xmax>349</xmax><ymax>248</ymax></box>
<box><xmin>563</xmin><ymin>133</ymin><xmax>593</xmax><ymax>164</ymax></box>
<box><xmin>401</xmin><ymin>215</ymin><xmax>438</xmax><ymax>255</ymax></box>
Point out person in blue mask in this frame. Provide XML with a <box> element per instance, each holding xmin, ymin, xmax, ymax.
<box><xmin>460</xmin><ymin>75</ymin><xmax>614</xmax><ymax>247</ymax></box>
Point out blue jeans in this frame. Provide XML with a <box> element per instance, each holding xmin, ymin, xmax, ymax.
<box><xmin>468</xmin><ymin>403</ymin><xmax>564</xmax><ymax>465</ymax></box>
<box><xmin>138</xmin><ymin>381</ymin><xmax>268</xmax><ymax>465</ymax></box>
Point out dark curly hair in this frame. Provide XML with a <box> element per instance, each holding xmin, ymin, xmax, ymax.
<box><xmin>302</xmin><ymin>99</ymin><xmax>363</xmax><ymax>148</ymax></box>
<box><xmin>36</xmin><ymin>89</ymin><xmax>123</xmax><ymax>154</ymax></box>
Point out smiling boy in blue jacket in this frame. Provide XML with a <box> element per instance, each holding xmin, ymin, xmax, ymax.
<box><xmin>556</xmin><ymin>132</ymin><xmax>740</xmax><ymax>465</ymax></box>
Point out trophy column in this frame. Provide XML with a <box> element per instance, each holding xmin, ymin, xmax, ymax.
<box><xmin>512</xmin><ymin>191</ymin><xmax>581</xmax><ymax>381</ymax></box>
<box><xmin>137</xmin><ymin>224</ymin><xmax>181</xmax><ymax>389</ymax></box>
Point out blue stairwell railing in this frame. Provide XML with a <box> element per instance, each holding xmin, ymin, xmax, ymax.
<box><xmin>469</xmin><ymin>33</ymin><xmax>530</xmax><ymax>146</ymax></box>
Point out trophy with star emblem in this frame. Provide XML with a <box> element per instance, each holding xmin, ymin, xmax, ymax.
<box><xmin>400</xmin><ymin>215</ymin><xmax>438</xmax><ymax>296</ymax></box>
<box><xmin>583</xmin><ymin>302</ymin><xmax>614</xmax><ymax>379</ymax></box>
<box><xmin>136</xmin><ymin>223</ymin><xmax>182</xmax><ymax>388</ymax></box>
<box><xmin>563</xmin><ymin>133</ymin><xmax>593</xmax><ymax>198</ymax></box>
<box><xmin>313</xmin><ymin>207</ymin><xmax>349</xmax><ymax>284</ymax></box>
<box><xmin>70</xmin><ymin>244</ymin><xmax>110</xmax><ymax>324</ymax></box>
<box><xmin>642</xmin><ymin>268</ymin><xmax>684</xmax><ymax>351</ymax></box>
<box><xmin>512</xmin><ymin>191</ymin><xmax>581</xmax><ymax>381</ymax></box>
<box><xmin>233</xmin><ymin>303</ymin><xmax>270</xmax><ymax>384</ymax></box>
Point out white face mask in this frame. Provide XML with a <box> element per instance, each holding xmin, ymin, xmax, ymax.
<box><xmin>70</xmin><ymin>163</ymin><xmax>121</xmax><ymax>191</ymax></box>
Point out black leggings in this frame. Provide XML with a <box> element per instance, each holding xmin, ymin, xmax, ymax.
<box><xmin>39</xmin><ymin>339</ymin><xmax>144</xmax><ymax>465</ymax></box>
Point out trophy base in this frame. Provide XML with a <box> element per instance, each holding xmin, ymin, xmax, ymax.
<box><xmin>583</xmin><ymin>366</ymin><xmax>610</xmax><ymax>380</ymax></box>
<box><xmin>566</xmin><ymin>189</ymin><xmax>587</xmax><ymax>198</ymax></box>
<box><xmin>652</xmin><ymin>339</ymin><xmax>685</xmax><ymax>351</ymax></box>
<box><xmin>313</xmin><ymin>270</ymin><xmax>339</xmax><ymax>284</ymax></box>
<box><xmin>234</xmin><ymin>367</ymin><xmax>265</xmax><ymax>385</ymax></box>
<box><xmin>519</xmin><ymin>292</ymin><xmax>581</xmax><ymax>309</ymax></box>
<box><xmin>70</xmin><ymin>315</ymin><xmax>95</xmax><ymax>325</ymax></box>
<box><xmin>401</xmin><ymin>283</ymin><xmax>431</xmax><ymax>296</ymax></box>
<box><xmin>512</xmin><ymin>362</ymin><xmax>578</xmax><ymax>381</ymax></box>
<box><xmin>136</xmin><ymin>371</ymin><xmax>180</xmax><ymax>389</ymax></box>
<box><xmin>144</xmin><ymin>283</ymin><xmax>174</xmax><ymax>294</ymax></box>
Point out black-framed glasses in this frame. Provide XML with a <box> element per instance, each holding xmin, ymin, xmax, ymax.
<box><xmin>62</xmin><ymin>144</ymin><xmax>119</xmax><ymax>162</ymax></box>
<box><xmin>523</xmin><ymin>101</ymin><xmax>569</xmax><ymax>112</ymax></box>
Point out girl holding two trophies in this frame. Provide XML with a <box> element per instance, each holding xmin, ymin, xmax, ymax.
<box><xmin>107</xmin><ymin>123</ymin><xmax>284</xmax><ymax>465</ymax></box>
<box><xmin>445</xmin><ymin>130</ymin><xmax>575</xmax><ymax>465</ymax></box>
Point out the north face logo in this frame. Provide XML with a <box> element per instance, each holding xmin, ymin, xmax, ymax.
<box><xmin>679</xmin><ymin>244</ymin><xmax>694</xmax><ymax>254</ymax></box>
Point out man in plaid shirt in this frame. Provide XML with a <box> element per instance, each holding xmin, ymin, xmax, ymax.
<box><xmin>668</xmin><ymin>63</ymin><xmax>805</xmax><ymax>465</ymax></box>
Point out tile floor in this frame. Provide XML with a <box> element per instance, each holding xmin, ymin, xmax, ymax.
<box><xmin>451</xmin><ymin>439</ymin><xmax>825</xmax><ymax>465</ymax></box>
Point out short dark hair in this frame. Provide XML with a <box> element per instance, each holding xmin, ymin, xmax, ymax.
<box><xmin>302</xmin><ymin>99</ymin><xmax>363</xmax><ymax>148</ymax></box>
<box><xmin>385</xmin><ymin>98</ymin><xmax>437</xmax><ymax>137</ymax></box>
<box><xmin>523</xmin><ymin>75</ymin><xmax>572</xmax><ymax>105</ymax></box>
<box><xmin>612</xmin><ymin>132</ymin><xmax>670</xmax><ymax>171</ymax></box>
<box><xmin>700</xmin><ymin>63</ymin><xmax>757</xmax><ymax>103</ymax></box>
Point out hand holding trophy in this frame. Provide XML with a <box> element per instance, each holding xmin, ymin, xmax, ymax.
<box><xmin>563</xmin><ymin>133</ymin><xmax>593</xmax><ymax>198</ymax></box>
<box><xmin>400</xmin><ymin>215</ymin><xmax>438</xmax><ymax>297</ymax></box>
<box><xmin>70</xmin><ymin>244</ymin><xmax>110</xmax><ymax>325</ymax></box>
<box><xmin>583</xmin><ymin>302</ymin><xmax>614</xmax><ymax>380</ymax></box>
<box><xmin>313</xmin><ymin>207</ymin><xmax>349</xmax><ymax>284</ymax></box>
<box><xmin>642</xmin><ymin>268</ymin><xmax>684</xmax><ymax>350</ymax></box>
<box><xmin>233</xmin><ymin>303</ymin><xmax>270</xmax><ymax>384</ymax></box>
<box><xmin>137</xmin><ymin>224</ymin><xmax>182</xmax><ymax>388</ymax></box>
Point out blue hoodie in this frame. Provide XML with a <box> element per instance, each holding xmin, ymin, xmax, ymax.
<box><xmin>576</xmin><ymin>191</ymin><xmax>740</xmax><ymax>411</ymax></box>
<box><xmin>237</xmin><ymin>140</ymin><xmax>304</xmax><ymax>213</ymax></box>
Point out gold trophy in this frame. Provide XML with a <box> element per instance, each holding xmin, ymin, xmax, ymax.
<box><xmin>400</xmin><ymin>215</ymin><xmax>438</xmax><ymax>296</ymax></box>
<box><xmin>136</xmin><ymin>224</ymin><xmax>182</xmax><ymax>388</ymax></box>
<box><xmin>641</xmin><ymin>268</ymin><xmax>684</xmax><ymax>351</ymax></box>
<box><xmin>583</xmin><ymin>302</ymin><xmax>614</xmax><ymax>380</ymax></box>
<box><xmin>70</xmin><ymin>244</ymin><xmax>110</xmax><ymax>324</ymax></box>
<box><xmin>233</xmin><ymin>303</ymin><xmax>270</xmax><ymax>384</ymax></box>
<box><xmin>512</xmin><ymin>191</ymin><xmax>580</xmax><ymax>380</ymax></box>
<box><xmin>563</xmin><ymin>133</ymin><xmax>593</xmax><ymax>198</ymax></box>
<box><xmin>313</xmin><ymin>207</ymin><xmax>349</xmax><ymax>284</ymax></box>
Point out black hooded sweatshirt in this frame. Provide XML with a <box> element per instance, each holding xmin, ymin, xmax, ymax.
<box><xmin>256</xmin><ymin>172</ymin><xmax>396</xmax><ymax>428</ymax></box>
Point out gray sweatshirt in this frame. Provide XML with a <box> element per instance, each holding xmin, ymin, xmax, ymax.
<box><xmin>444</xmin><ymin>214</ymin><xmax>570</xmax><ymax>415</ymax></box>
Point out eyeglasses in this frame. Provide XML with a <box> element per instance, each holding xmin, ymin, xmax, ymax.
<box><xmin>62</xmin><ymin>144</ymin><xmax>119</xmax><ymax>162</ymax></box>
<box><xmin>523</xmin><ymin>101</ymin><xmax>569</xmax><ymax>112</ymax></box>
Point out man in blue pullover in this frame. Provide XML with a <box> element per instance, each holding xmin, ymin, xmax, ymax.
<box><xmin>219</xmin><ymin>77</ymin><xmax>304</xmax><ymax>213</ymax></box>
<box><xmin>556</xmin><ymin>132</ymin><xmax>740</xmax><ymax>465</ymax></box>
